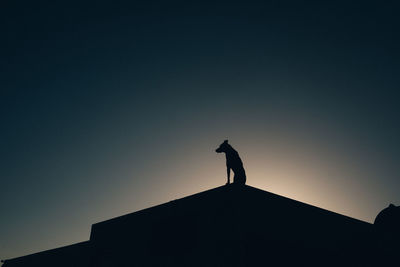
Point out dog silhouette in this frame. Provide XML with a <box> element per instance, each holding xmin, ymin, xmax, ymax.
<box><xmin>215</xmin><ymin>140</ymin><xmax>246</xmax><ymax>185</ymax></box>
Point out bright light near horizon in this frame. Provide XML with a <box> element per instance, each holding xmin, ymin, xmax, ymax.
<box><xmin>122</xmin><ymin>156</ymin><xmax>378</xmax><ymax>224</ymax></box>
<box><xmin>103</xmin><ymin>134</ymin><xmax>387</xmax><ymax>230</ymax></box>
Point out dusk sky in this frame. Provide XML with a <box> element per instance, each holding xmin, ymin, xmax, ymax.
<box><xmin>1</xmin><ymin>0</ymin><xmax>400</xmax><ymax>261</ymax></box>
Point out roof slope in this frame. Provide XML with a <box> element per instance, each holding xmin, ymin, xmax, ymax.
<box><xmin>90</xmin><ymin>184</ymin><xmax>371</xmax><ymax>242</ymax></box>
<box><xmin>3</xmin><ymin>185</ymin><xmax>379</xmax><ymax>267</ymax></box>
<box><xmin>2</xmin><ymin>241</ymin><xmax>90</xmax><ymax>267</ymax></box>
<box><xmin>89</xmin><ymin>184</ymin><xmax>376</xmax><ymax>266</ymax></box>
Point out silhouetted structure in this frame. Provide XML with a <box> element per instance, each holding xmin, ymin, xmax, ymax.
<box><xmin>373</xmin><ymin>203</ymin><xmax>400</xmax><ymax>266</ymax></box>
<box><xmin>216</xmin><ymin>140</ymin><xmax>246</xmax><ymax>185</ymax></box>
<box><xmin>2</xmin><ymin>185</ymin><xmax>398</xmax><ymax>266</ymax></box>
<box><xmin>374</xmin><ymin>203</ymin><xmax>400</xmax><ymax>229</ymax></box>
<box><xmin>1</xmin><ymin>242</ymin><xmax>90</xmax><ymax>267</ymax></box>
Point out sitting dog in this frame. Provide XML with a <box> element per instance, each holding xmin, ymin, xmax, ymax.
<box><xmin>215</xmin><ymin>140</ymin><xmax>246</xmax><ymax>185</ymax></box>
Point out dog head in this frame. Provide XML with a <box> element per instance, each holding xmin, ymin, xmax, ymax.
<box><xmin>215</xmin><ymin>140</ymin><xmax>229</xmax><ymax>153</ymax></box>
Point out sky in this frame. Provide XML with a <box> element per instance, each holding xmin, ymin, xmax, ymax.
<box><xmin>1</xmin><ymin>0</ymin><xmax>400</xmax><ymax>261</ymax></box>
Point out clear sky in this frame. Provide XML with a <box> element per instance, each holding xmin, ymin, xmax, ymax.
<box><xmin>1</xmin><ymin>0</ymin><xmax>400</xmax><ymax>261</ymax></box>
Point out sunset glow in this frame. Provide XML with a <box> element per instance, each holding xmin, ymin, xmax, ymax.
<box><xmin>2</xmin><ymin>1</ymin><xmax>399</xmax><ymax>263</ymax></box>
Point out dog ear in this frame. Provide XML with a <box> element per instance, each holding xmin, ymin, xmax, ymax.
<box><xmin>224</xmin><ymin>140</ymin><xmax>228</xmax><ymax>144</ymax></box>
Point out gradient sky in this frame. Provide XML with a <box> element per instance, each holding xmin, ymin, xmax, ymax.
<box><xmin>1</xmin><ymin>0</ymin><xmax>400</xmax><ymax>261</ymax></box>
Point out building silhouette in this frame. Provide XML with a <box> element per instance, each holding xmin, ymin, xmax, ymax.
<box><xmin>2</xmin><ymin>184</ymin><xmax>397</xmax><ymax>266</ymax></box>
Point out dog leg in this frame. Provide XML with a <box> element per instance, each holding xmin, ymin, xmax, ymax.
<box><xmin>226</xmin><ymin>167</ymin><xmax>231</xmax><ymax>185</ymax></box>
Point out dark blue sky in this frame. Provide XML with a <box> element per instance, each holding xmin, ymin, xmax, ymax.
<box><xmin>1</xmin><ymin>0</ymin><xmax>400</xmax><ymax>261</ymax></box>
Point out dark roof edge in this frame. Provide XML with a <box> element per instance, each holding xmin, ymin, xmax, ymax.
<box><xmin>92</xmin><ymin>184</ymin><xmax>372</xmax><ymax>227</ymax></box>
<box><xmin>1</xmin><ymin>241</ymin><xmax>90</xmax><ymax>263</ymax></box>
<box><xmin>91</xmin><ymin>185</ymin><xmax>227</xmax><ymax>226</ymax></box>
<box><xmin>245</xmin><ymin>185</ymin><xmax>372</xmax><ymax>226</ymax></box>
